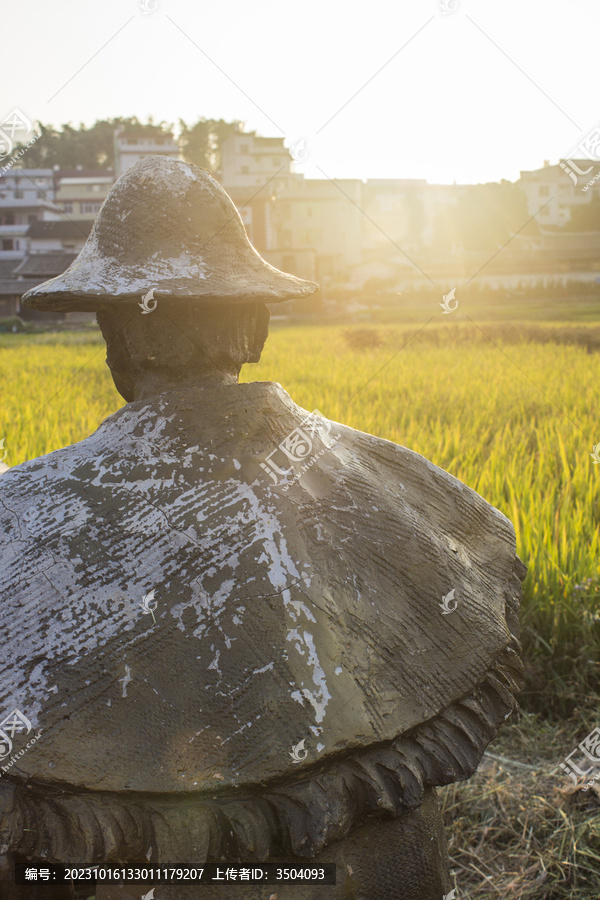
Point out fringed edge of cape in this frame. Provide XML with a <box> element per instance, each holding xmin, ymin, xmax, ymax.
<box><xmin>0</xmin><ymin>557</ymin><xmax>525</xmax><ymax>864</ymax></box>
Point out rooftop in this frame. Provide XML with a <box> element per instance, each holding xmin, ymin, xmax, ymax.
<box><xmin>519</xmin><ymin>161</ymin><xmax>596</xmax><ymax>182</ymax></box>
<box><xmin>56</xmin><ymin>169</ymin><xmax>114</xmax><ymax>179</ymax></box>
<box><xmin>27</xmin><ymin>220</ymin><xmax>93</xmax><ymax>240</ymax></box>
<box><xmin>115</xmin><ymin>128</ymin><xmax>177</xmax><ymax>142</ymax></box>
<box><xmin>0</xmin><ymin>259</ymin><xmax>19</xmax><ymax>278</ymax></box>
<box><xmin>13</xmin><ymin>252</ymin><xmax>78</xmax><ymax>277</ymax></box>
<box><xmin>0</xmin><ymin>169</ymin><xmax>54</xmax><ymax>178</ymax></box>
<box><xmin>0</xmin><ymin>279</ymin><xmax>40</xmax><ymax>296</ymax></box>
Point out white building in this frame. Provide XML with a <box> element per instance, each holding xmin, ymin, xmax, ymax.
<box><xmin>113</xmin><ymin>126</ymin><xmax>179</xmax><ymax>178</ymax></box>
<box><xmin>220</xmin><ymin>126</ymin><xmax>293</xmax><ymax>189</ymax></box>
<box><xmin>54</xmin><ymin>167</ymin><xmax>114</xmax><ymax>220</ymax></box>
<box><xmin>0</xmin><ymin>168</ymin><xmax>57</xmax><ymax>260</ymax></box>
<box><xmin>518</xmin><ymin>159</ymin><xmax>600</xmax><ymax>227</ymax></box>
<box><xmin>24</xmin><ymin>219</ymin><xmax>92</xmax><ymax>253</ymax></box>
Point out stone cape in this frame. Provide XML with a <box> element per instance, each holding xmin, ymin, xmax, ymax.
<box><xmin>0</xmin><ymin>380</ymin><xmax>524</xmax><ymax>863</ymax></box>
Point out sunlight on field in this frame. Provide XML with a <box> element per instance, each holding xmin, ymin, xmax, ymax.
<box><xmin>1</xmin><ymin>323</ymin><xmax>598</xmax><ymax>690</ymax></box>
<box><xmin>246</xmin><ymin>324</ymin><xmax>600</xmax><ymax>678</ymax></box>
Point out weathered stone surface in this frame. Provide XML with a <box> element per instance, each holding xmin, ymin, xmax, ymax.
<box><xmin>21</xmin><ymin>158</ymin><xmax>318</xmax><ymax>312</ymax></box>
<box><xmin>0</xmin><ymin>380</ymin><xmax>522</xmax><ymax>797</ymax></box>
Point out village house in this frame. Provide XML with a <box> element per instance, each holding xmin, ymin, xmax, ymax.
<box><xmin>0</xmin><ymin>220</ymin><xmax>92</xmax><ymax>320</ymax></box>
<box><xmin>0</xmin><ymin>168</ymin><xmax>60</xmax><ymax>317</ymax></box>
<box><xmin>220</xmin><ymin>126</ymin><xmax>363</xmax><ymax>285</ymax></box>
<box><xmin>0</xmin><ymin>130</ymin><xmax>167</xmax><ymax>318</ymax></box>
<box><xmin>518</xmin><ymin>159</ymin><xmax>600</xmax><ymax>227</ymax></box>
<box><xmin>0</xmin><ymin>168</ymin><xmax>56</xmax><ymax>260</ymax></box>
<box><xmin>113</xmin><ymin>125</ymin><xmax>179</xmax><ymax>177</ymax></box>
<box><xmin>2</xmin><ymin>125</ymin><xmax>600</xmax><ymax>319</ymax></box>
<box><xmin>53</xmin><ymin>167</ymin><xmax>114</xmax><ymax>220</ymax></box>
<box><xmin>0</xmin><ymin>167</ymin><xmax>98</xmax><ymax>319</ymax></box>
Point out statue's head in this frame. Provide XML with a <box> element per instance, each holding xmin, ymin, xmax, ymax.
<box><xmin>22</xmin><ymin>156</ymin><xmax>318</xmax><ymax>401</ymax></box>
<box><xmin>95</xmin><ymin>299</ymin><xmax>270</xmax><ymax>401</ymax></box>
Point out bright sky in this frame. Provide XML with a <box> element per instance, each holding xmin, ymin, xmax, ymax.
<box><xmin>2</xmin><ymin>0</ymin><xmax>599</xmax><ymax>185</ymax></box>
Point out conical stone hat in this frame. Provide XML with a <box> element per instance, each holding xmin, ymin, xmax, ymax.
<box><xmin>22</xmin><ymin>156</ymin><xmax>318</xmax><ymax>312</ymax></box>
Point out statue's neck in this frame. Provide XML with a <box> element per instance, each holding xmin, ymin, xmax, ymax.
<box><xmin>131</xmin><ymin>370</ymin><xmax>239</xmax><ymax>401</ymax></box>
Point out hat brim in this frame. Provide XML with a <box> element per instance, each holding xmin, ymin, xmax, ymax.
<box><xmin>22</xmin><ymin>260</ymin><xmax>319</xmax><ymax>312</ymax></box>
<box><xmin>22</xmin><ymin>156</ymin><xmax>320</xmax><ymax>312</ymax></box>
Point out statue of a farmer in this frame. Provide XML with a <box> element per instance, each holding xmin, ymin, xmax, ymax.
<box><xmin>0</xmin><ymin>157</ymin><xmax>524</xmax><ymax>900</ymax></box>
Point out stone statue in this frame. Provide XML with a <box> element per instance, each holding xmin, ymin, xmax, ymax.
<box><xmin>0</xmin><ymin>157</ymin><xmax>525</xmax><ymax>900</ymax></box>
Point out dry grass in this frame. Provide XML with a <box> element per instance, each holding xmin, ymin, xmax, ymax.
<box><xmin>441</xmin><ymin>708</ymin><xmax>600</xmax><ymax>898</ymax></box>
<box><xmin>342</xmin><ymin>320</ymin><xmax>600</xmax><ymax>353</ymax></box>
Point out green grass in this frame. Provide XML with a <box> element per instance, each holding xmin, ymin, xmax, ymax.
<box><xmin>1</xmin><ymin>319</ymin><xmax>599</xmax><ymax>713</ymax></box>
<box><xmin>0</xmin><ymin>331</ymin><xmax>119</xmax><ymax>463</ymax></box>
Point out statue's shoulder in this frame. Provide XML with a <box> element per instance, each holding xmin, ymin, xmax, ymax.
<box><xmin>0</xmin><ymin>381</ymin><xmax>523</xmax><ymax>804</ymax></box>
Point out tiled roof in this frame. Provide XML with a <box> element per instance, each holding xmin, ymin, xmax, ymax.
<box><xmin>0</xmin><ymin>259</ymin><xmax>19</xmax><ymax>278</ymax></box>
<box><xmin>0</xmin><ymin>278</ymin><xmax>42</xmax><ymax>296</ymax></box>
<box><xmin>56</xmin><ymin>169</ymin><xmax>114</xmax><ymax>178</ymax></box>
<box><xmin>13</xmin><ymin>252</ymin><xmax>77</xmax><ymax>277</ymax></box>
<box><xmin>27</xmin><ymin>220</ymin><xmax>93</xmax><ymax>239</ymax></box>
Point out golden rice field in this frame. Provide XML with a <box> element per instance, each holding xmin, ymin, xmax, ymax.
<box><xmin>1</xmin><ymin>321</ymin><xmax>599</xmax><ymax>709</ymax></box>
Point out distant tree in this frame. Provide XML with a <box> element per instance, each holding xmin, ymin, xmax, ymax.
<box><xmin>211</xmin><ymin>120</ymin><xmax>240</xmax><ymax>176</ymax></box>
<box><xmin>9</xmin><ymin>122</ymin><xmax>60</xmax><ymax>168</ymax></box>
<box><xmin>11</xmin><ymin>117</ymin><xmax>174</xmax><ymax>170</ymax></box>
<box><xmin>179</xmin><ymin>118</ymin><xmax>241</xmax><ymax>173</ymax></box>
<box><xmin>179</xmin><ymin>119</ymin><xmax>212</xmax><ymax>169</ymax></box>
<box><xmin>10</xmin><ymin>116</ymin><xmax>241</xmax><ymax>174</ymax></box>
